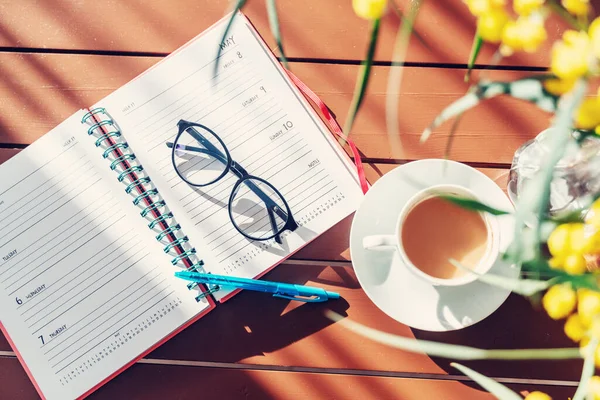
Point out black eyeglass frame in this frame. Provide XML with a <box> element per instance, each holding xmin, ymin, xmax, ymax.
<box><xmin>167</xmin><ymin>119</ymin><xmax>298</xmax><ymax>244</ymax></box>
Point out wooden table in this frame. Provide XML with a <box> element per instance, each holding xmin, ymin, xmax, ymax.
<box><xmin>0</xmin><ymin>1</ymin><xmax>584</xmax><ymax>398</ymax></box>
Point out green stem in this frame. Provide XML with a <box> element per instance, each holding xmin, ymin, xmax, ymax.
<box><xmin>444</xmin><ymin>112</ymin><xmax>463</xmax><ymax>159</ymax></box>
<box><xmin>266</xmin><ymin>0</ymin><xmax>288</xmax><ymax>69</ymax></box>
<box><xmin>547</xmin><ymin>0</ymin><xmax>586</xmax><ymax>30</ymax></box>
<box><xmin>451</xmin><ymin>364</ymin><xmax>522</xmax><ymax>400</ymax></box>
<box><xmin>533</xmin><ymin>79</ymin><xmax>587</xmax><ymax>259</ymax></box>
<box><xmin>385</xmin><ymin>0</ymin><xmax>421</xmax><ymax>156</ymax></box>
<box><xmin>572</xmin><ymin>339</ymin><xmax>598</xmax><ymax>400</ymax></box>
<box><xmin>465</xmin><ymin>34</ymin><xmax>483</xmax><ymax>83</ymax></box>
<box><xmin>389</xmin><ymin>0</ymin><xmax>429</xmax><ymax>51</ymax></box>
<box><xmin>326</xmin><ymin>311</ymin><xmax>582</xmax><ymax>360</ymax></box>
<box><xmin>343</xmin><ymin>18</ymin><xmax>381</xmax><ymax>136</ymax></box>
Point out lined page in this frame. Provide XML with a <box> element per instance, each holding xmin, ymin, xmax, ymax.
<box><xmin>96</xmin><ymin>14</ymin><xmax>363</xmax><ymax>291</ymax></box>
<box><xmin>0</xmin><ymin>114</ymin><xmax>211</xmax><ymax>400</ymax></box>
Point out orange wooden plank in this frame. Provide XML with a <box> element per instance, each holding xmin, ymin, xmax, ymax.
<box><xmin>0</xmin><ymin>148</ymin><xmax>509</xmax><ymax>261</ymax></box>
<box><xmin>0</xmin><ymin>357</ymin><xmax>577</xmax><ymax>400</ymax></box>
<box><xmin>0</xmin><ymin>0</ymin><xmax>575</xmax><ymax>66</ymax></box>
<box><xmin>0</xmin><ymin>261</ymin><xmax>581</xmax><ymax>382</ymax></box>
<box><xmin>0</xmin><ymin>53</ymin><xmax>548</xmax><ymax>164</ymax></box>
<box><xmin>146</xmin><ymin>263</ymin><xmax>581</xmax><ymax>382</ymax></box>
<box><xmin>0</xmin><ymin>149</ymin><xmax>576</xmax><ymax>383</ymax></box>
<box><xmin>0</xmin><ymin>54</ymin><xmax>156</xmax><ymax>145</ymax></box>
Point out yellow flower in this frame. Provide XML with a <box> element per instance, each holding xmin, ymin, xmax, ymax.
<box><xmin>514</xmin><ymin>0</ymin><xmax>546</xmax><ymax>15</ymax></box>
<box><xmin>543</xmin><ymin>78</ymin><xmax>576</xmax><ymax>95</ymax></box>
<box><xmin>575</xmin><ymin>97</ymin><xmax>600</xmax><ymax>129</ymax></box>
<box><xmin>565</xmin><ymin>313</ymin><xmax>587</xmax><ymax>342</ymax></box>
<box><xmin>569</xmin><ymin>223</ymin><xmax>587</xmax><ymax>254</ymax></box>
<box><xmin>548</xmin><ymin>224</ymin><xmax>571</xmax><ymax>257</ymax></box>
<box><xmin>589</xmin><ymin>375</ymin><xmax>600</xmax><ymax>400</ymax></box>
<box><xmin>464</xmin><ymin>0</ymin><xmax>506</xmax><ymax>16</ymax></box>
<box><xmin>543</xmin><ymin>284</ymin><xmax>577</xmax><ymax>320</ymax></box>
<box><xmin>579</xmin><ymin>289</ymin><xmax>600</xmax><ymax>326</ymax></box>
<box><xmin>587</xmin><ymin>199</ymin><xmax>600</xmax><ymax>230</ymax></box>
<box><xmin>547</xmin><ymin>223</ymin><xmax>585</xmax><ymax>258</ymax></box>
<box><xmin>477</xmin><ymin>8</ymin><xmax>510</xmax><ymax>43</ymax></box>
<box><xmin>352</xmin><ymin>0</ymin><xmax>387</xmax><ymax>20</ymax></box>
<box><xmin>551</xmin><ymin>30</ymin><xmax>592</xmax><ymax>80</ymax></box>
<box><xmin>589</xmin><ymin>17</ymin><xmax>600</xmax><ymax>58</ymax></box>
<box><xmin>502</xmin><ymin>18</ymin><xmax>547</xmax><ymax>53</ymax></box>
<box><xmin>548</xmin><ymin>256</ymin><xmax>564</xmax><ymax>269</ymax></box>
<box><xmin>524</xmin><ymin>391</ymin><xmax>552</xmax><ymax>400</ymax></box>
<box><xmin>562</xmin><ymin>0</ymin><xmax>590</xmax><ymax>16</ymax></box>
<box><xmin>564</xmin><ymin>254</ymin><xmax>587</xmax><ymax>274</ymax></box>
<box><xmin>583</xmin><ymin>230</ymin><xmax>600</xmax><ymax>254</ymax></box>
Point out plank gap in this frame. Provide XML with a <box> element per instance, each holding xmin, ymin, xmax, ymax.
<box><xmin>0</xmin><ymin>47</ymin><xmax>546</xmax><ymax>72</ymax></box>
<box><xmin>359</xmin><ymin>158</ymin><xmax>512</xmax><ymax>170</ymax></box>
<box><xmin>0</xmin><ymin>351</ymin><xmax>578</xmax><ymax>387</ymax></box>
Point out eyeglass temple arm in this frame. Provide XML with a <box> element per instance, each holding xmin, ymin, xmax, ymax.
<box><xmin>268</xmin><ymin>209</ymin><xmax>283</xmax><ymax>244</ymax></box>
<box><xmin>183</xmin><ymin>128</ymin><xmax>290</xmax><ymax>222</ymax></box>
<box><xmin>166</xmin><ymin>142</ymin><xmax>229</xmax><ymax>165</ymax></box>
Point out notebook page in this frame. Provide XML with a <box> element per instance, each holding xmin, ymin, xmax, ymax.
<box><xmin>0</xmin><ymin>114</ymin><xmax>211</xmax><ymax>400</ymax></box>
<box><xmin>95</xmin><ymin>14</ymin><xmax>363</xmax><ymax>292</ymax></box>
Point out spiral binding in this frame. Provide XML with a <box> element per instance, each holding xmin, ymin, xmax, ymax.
<box><xmin>81</xmin><ymin>107</ymin><xmax>212</xmax><ymax>302</ymax></box>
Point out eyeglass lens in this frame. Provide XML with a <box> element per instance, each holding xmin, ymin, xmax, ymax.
<box><xmin>173</xmin><ymin>127</ymin><xmax>228</xmax><ymax>186</ymax></box>
<box><xmin>230</xmin><ymin>178</ymin><xmax>289</xmax><ymax>240</ymax></box>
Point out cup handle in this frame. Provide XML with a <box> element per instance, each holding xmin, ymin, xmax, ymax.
<box><xmin>362</xmin><ymin>235</ymin><xmax>397</xmax><ymax>251</ymax></box>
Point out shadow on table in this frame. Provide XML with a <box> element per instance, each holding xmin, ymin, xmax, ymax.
<box><xmin>411</xmin><ymin>293</ymin><xmax>583</xmax><ymax>388</ymax></box>
<box><xmin>148</xmin><ymin>263</ymin><xmax>351</xmax><ymax>363</ymax></box>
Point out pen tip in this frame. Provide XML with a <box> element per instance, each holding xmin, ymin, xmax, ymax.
<box><xmin>326</xmin><ymin>291</ymin><xmax>340</xmax><ymax>300</ymax></box>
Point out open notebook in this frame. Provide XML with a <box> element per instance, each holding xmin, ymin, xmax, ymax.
<box><xmin>0</xmin><ymin>12</ymin><xmax>363</xmax><ymax>400</ymax></box>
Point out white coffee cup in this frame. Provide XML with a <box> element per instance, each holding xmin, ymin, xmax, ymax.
<box><xmin>362</xmin><ymin>184</ymin><xmax>499</xmax><ymax>286</ymax></box>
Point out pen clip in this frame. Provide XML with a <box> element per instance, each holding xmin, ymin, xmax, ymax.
<box><xmin>272</xmin><ymin>292</ymin><xmax>327</xmax><ymax>303</ymax></box>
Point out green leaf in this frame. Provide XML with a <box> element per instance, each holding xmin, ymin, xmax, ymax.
<box><xmin>266</xmin><ymin>0</ymin><xmax>288</xmax><ymax>69</ymax></box>
<box><xmin>326</xmin><ymin>311</ymin><xmax>581</xmax><ymax>360</ymax></box>
<box><xmin>555</xmin><ymin>273</ymin><xmax>600</xmax><ymax>292</ymax></box>
<box><xmin>549</xmin><ymin>210</ymin><xmax>586</xmax><ymax>224</ymax></box>
<box><xmin>449</xmin><ymin>259</ymin><xmax>552</xmax><ymax>296</ymax></box>
<box><xmin>451</xmin><ymin>363</ymin><xmax>522</xmax><ymax>400</ymax></box>
<box><xmin>465</xmin><ymin>34</ymin><xmax>483</xmax><ymax>83</ymax></box>
<box><xmin>343</xmin><ymin>18</ymin><xmax>381</xmax><ymax>136</ymax></box>
<box><xmin>214</xmin><ymin>2</ymin><xmax>247</xmax><ymax>77</ymax></box>
<box><xmin>573</xmin><ymin>339</ymin><xmax>598</xmax><ymax>400</ymax></box>
<box><xmin>519</xmin><ymin>259</ymin><xmax>600</xmax><ymax>292</ymax></box>
<box><xmin>438</xmin><ymin>194</ymin><xmax>511</xmax><ymax>216</ymax></box>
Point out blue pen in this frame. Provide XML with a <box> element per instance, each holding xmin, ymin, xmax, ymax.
<box><xmin>174</xmin><ymin>271</ymin><xmax>340</xmax><ymax>303</ymax></box>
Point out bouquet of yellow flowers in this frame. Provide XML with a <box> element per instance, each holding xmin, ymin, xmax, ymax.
<box><xmin>338</xmin><ymin>1</ymin><xmax>600</xmax><ymax>399</ymax></box>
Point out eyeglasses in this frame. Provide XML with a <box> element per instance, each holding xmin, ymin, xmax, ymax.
<box><xmin>166</xmin><ymin>120</ymin><xmax>298</xmax><ymax>244</ymax></box>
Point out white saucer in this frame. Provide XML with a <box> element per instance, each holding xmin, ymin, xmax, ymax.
<box><xmin>350</xmin><ymin>159</ymin><xmax>520</xmax><ymax>332</ymax></box>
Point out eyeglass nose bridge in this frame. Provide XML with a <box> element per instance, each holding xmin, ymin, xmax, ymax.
<box><xmin>230</xmin><ymin>160</ymin><xmax>249</xmax><ymax>178</ymax></box>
